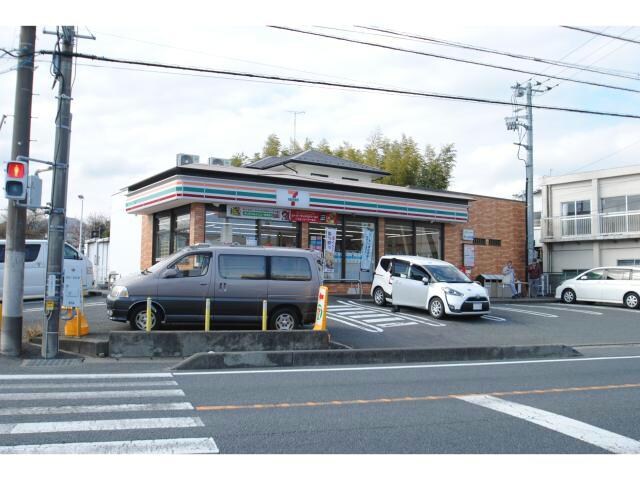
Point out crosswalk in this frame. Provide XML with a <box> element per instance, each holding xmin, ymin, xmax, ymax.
<box><xmin>0</xmin><ymin>374</ymin><xmax>218</xmax><ymax>454</ymax></box>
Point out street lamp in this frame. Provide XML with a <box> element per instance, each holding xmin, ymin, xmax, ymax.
<box><xmin>78</xmin><ymin>194</ymin><xmax>84</xmax><ymax>253</ymax></box>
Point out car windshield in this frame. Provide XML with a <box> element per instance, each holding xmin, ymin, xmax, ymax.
<box><xmin>144</xmin><ymin>250</ymin><xmax>186</xmax><ymax>274</ymax></box>
<box><xmin>425</xmin><ymin>264</ymin><xmax>471</xmax><ymax>283</ymax></box>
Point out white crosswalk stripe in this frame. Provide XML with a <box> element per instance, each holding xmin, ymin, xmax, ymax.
<box><xmin>0</xmin><ymin>376</ymin><xmax>218</xmax><ymax>454</ymax></box>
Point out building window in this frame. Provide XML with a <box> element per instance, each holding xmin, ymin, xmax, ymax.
<box><xmin>205</xmin><ymin>206</ymin><xmax>258</xmax><ymax>246</ymax></box>
<box><xmin>600</xmin><ymin>194</ymin><xmax>640</xmax><ymax>233</ymax></box>
<box><xmin>259</xmin><ymin>220</ymin><xmax>299</xmax><ymax>247</ymax></box>
<box><xmin>534</xmin><ymin>211</ymin><xmax>541</xmax><ymax>227</ymax></box>
<box><xmin>153</xmin><ymin>206</ymin><xmax>190</xmax><ymax>263</ymax></box>
<box><xmin>560</xmin><ymin>200</ymin><xmax>591</xmax><ymax>236</ymax></box>
<box><xmin>308</xmin><ymin>218</ymin><xmax>343</xmax><ymax>280</ymax></box>
<box><xmin>488</xmin><ymin>239</ymin><xmax>502</xmax><ymax>247</ymax></box>
<box><xmin>618</xmin><ymin>259</ymin><xmax>640</xmax><ymax>266</ymax></box>
<box><xmin>415</xmin><ymin>222</ymin><xmax>440</xmax><ymax>258</ymax></box>
<box><xmin>385</xmin><ymin>220</ymin><xmax>413</xmax><ymax>255</ymax></box>
<box><xmin>472</xmin><ymin>238</ymin><xmax>486</xmax><ymax>245</ymax></box>
<box><xmin>344</xmin><ymin>217</ymin><xmax>376</xmax><ymax>282</ymax></box>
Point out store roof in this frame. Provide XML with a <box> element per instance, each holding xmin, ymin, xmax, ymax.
<box><xmin>247</xmin><ymin>149</ymin><xmax>390</xmax><ymax>176</ymax></box>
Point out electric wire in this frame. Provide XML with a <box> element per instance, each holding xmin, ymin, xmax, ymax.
<box><xmin>35</xmin><ymin>48</ymin><xmax>640</xmax><ymax>120</ymax></box>
<box><xmin>562</xmin><ymin>26</ymin><xmax>640</xmax><ymax>46</ymax></box>
<box><xmin>268</xmin><ymin>25</ymin><xmax>640</xmax><ymax>94</ymax></box>
<box><xmin>563</xmin><ymin>137</ymin><xmax>640</xmax><ymax>175</ymax></box>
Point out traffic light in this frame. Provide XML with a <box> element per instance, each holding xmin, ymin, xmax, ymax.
<box><xmin>4</xmin><ymin>158</ymin><xmax>29</xmax><ymax>201</ymax></box>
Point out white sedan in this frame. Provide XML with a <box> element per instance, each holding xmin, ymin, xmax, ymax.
<box><xmin>555</xmin><ymin>267</ymin><xmax>640</xmax><ymax>309</ymax></box>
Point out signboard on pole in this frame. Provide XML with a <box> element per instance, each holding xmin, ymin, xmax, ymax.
<box><xmin>62</xmin><ymin>265</ymin><xmax>82</xmax><ymax>308</ymax></box>
<box><xmin>313</xmin><ymin>286</ymin><xmax>329</xmax><ymax>331</ymax></box>
<box><xmin>360</xmin><ymin>227</ymin><xmax>374</xmax><ymax>272</ymax></box>
<box><xmin>324</xmin><ymin>227</ymin><xmax>337</xmax><ymax>273</ymax></box>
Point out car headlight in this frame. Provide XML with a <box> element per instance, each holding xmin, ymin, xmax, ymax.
<box><xmin>110</xmin><ymin>285</ymin><xmax>129</xmax><ymax>298</ymax></box>
<box><xmin>443</xmin><ymin>287</ymin><xmax>463</xmax><ymax>296</ymax></box>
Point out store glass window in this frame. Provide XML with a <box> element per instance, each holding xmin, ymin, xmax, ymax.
<box><xmin>205</xmin><ymin>206</ymin><xmax>258</xmax><ymax>246</ymax></box>
<box><xmin>174</xmin><ymin>208</ymin><xmax>190</xmax><ymax>252</ymax></box>
<box><xmin>415</xmin><ymin>222</ymin><xmax>440</xmax><ymax>259</ymax></box>
<box><xmin>344</xmin><ymin>217</ymin><xmax>376</xmax><ymax>282</ymax></box>
<box><xmin>385</xmin><ymin>220</ymin><xmax>413</xmax><ymax>255</ymax></box>
<box><xmin>259</xmin><ymin>220</ymin><xmax>299</xmax><ymax>248</ymax></box>
<box><xmin>153</xmin><ymin>213</ymin><xmax>171</xmax><ymax>262</ymax></box>
<box><xmin>308</xmin><ymin>219</ymin><xmax>343</xmax><ymax>280</ymax></box>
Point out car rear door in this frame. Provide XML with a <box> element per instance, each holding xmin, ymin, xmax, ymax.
<box><xmin>601</xmin><ymin>268</ymin><xmax>632</xmax><ymax>304</ymax></box>
<box><xmin>213</xmin><ymin>253</ymin><xmax>267</xmax><ymax>322</ymax></box>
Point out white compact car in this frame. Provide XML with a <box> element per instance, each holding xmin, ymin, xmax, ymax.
<box><xmin>370</xmin><ymin>255</ymin><xmax>490</xmax><ymax>318</ymax></box>
<box><xmin>555</xmin><ymin>267</ymin><xmax>640</xmax><ymax>309</ymax></box>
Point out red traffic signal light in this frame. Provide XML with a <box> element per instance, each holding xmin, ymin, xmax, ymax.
<box><xmin>7</xmin><ymin>161</ymin><xmax>25</xmax><ymax>179</ymax></box>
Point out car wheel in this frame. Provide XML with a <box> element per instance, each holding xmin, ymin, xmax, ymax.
<box><xmin>624</xmin><ymin>292</ymin><xmax>639</xmax><ymax>309</ymax></box>
<box><xmin>561</xmin><ymin>288</ymin><xmax>576</xmax><ymax>304</ymax></box>
<box><xmin>373</xmin><ymin>287</ymin><xmax>387</xmax><ymax>306</ymax></box>
<box><xmin>270</xmin><ymin>307</ymin><xmax>299</xmax><ymax>331</ymax></box>
<box><xmin>129</xmin><ymin>304</ymin><xmax>161</xmax><ymax>331</ymax></box>
<box><xmin>429</xmin><ymin>297</ymin><xmax>445</xmax><ymax>319</ymax></box>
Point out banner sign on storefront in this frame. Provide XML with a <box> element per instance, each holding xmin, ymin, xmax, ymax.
<box><xmin>290</xmin><ymin>210</ymin><xmax>337</xmax><ymax>224</ymax></box>
<box><xmin>360</xmin><ymin>227</ymin><xmax>374</xmax><ymax>272</ymax></box>
<box><xmin>227</xmin><ymin>205</ymin><xmax>290</xmax><ymax>220</ymax></box>
<box><xmin>276</xmin><ymin>189</ymin><xmax>310</xmax><ymax>209</ymax></box>
<box><xmin>463</xmin><ymin>243</ymin><xmax>475</xmax><ymax>268</ymax></box>
<box><xmin>324</xmin><ymin>227</ymin><xmax>337</xmax><ymax>273</ymax></box>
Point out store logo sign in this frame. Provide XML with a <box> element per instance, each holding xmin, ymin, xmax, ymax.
<box><xmin>277</xmin><ymin>189</ymin><xmax>309</xmax><ymax>208</ymax></box>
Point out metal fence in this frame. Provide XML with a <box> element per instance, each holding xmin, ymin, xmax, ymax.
<box><xmin>543</xmin><ymin>211</ymin><xmax>640</xmax><ymax>240</ymax></box>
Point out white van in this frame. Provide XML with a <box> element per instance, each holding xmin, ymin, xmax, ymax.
<box><xmin>370</xmin><ymin>255</ymin><xmax>490</xmax><ymax>318</ymax></box>
<box><xmin>0</xmin><ymin>240</ymin><xmax>94</xmax><ymax>299</ymax></box>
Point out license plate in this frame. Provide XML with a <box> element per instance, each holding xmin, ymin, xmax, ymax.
<box><xmin>472</xmin><ymin>303</ymin><xmax>482</xmax><ymax>311</ymax></box>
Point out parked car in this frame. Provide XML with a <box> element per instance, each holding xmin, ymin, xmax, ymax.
<box><xmin>106</xmin><ymin>244</ymin><xmax>322</xmax><ymax>331</ymax></box>
<box><xmin>556</xmin><ymin>267</ymin><xmax>640</xmax><ymax>309</ymax></box>
<box><xmin>0</xmin><ymin>240</ymin><xmax>94</xmax><ymax>299</ymax></box>
<box><xmin>370</xmin><ymin>255</ymin><xmax>490</xmax><ymax>318</ymax></box>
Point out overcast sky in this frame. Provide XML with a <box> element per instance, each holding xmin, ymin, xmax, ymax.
<box><xmin>2</xmin><ymin>4</ymin><xmax>640</xmax><ymax>219</ymax></box>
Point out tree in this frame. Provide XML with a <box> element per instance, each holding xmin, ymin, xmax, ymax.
<box><xmin>85</xmin><ymin>213</ymin><xmax>110</xmax><ymax>239</ymax></box>
<box><xmin>230</xmin><ymin>152</ymin><xmax>249</xmax><ymax>167</ymax></box>
<box><xmin>262</xmin><ymin>134</ymin><xmax>282</xmax><ymax>157</ymax></box>
<box><xmin>419</xmin><ymin>143</ymin><xmax>457</xmax><ymax>190</ymax></box>
<box><xmin>25</xmin><ymin>210</ymin><xmax>48</xmax><ymax>239</ymax></box>
<box><xmin>316</xmin><ymin>138</ymin><xmax>332</xmax><ymax>154</ymax></box>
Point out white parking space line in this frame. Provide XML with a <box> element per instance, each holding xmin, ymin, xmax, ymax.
<box><xmin>526</xmin><ymin>305</ymin><xmax>603</xmax><ymax>315</ymax></box>
<box><xmin>493</xmin><ymin>306</ymin><xmax>558</xmax><ymax>318</ymax></box>
<box><xmin>0</xmin><ymin>380</ymin><xmax>178</xmax><ymax>390</ymax></box>
<box><xmin>0</xmin><ymin>402</ymin><xmax>194</xmax><ymax>416</ymax></box>
<box><xmin>359</xmin><ymin>317</ymin><xmax>402</xmax><ymax>323</ymax></box>
<box><xmin>341</xmin><ymin>301</ymin><xmax>447</xmax><ymax>327</ymax></box>
<box><xmin>545</xmin><ymin>303</ymin><xmax>640</xmax><ymax>314</ymax></box>
<box><xmin>0</xmin><ymin>437</ymin><xmax>219</xmax><ymax>454</ymax></box>
<box><xmin>377</xmin><ymin>322</ymin><xmax>419</xmax><ymax>328</ymax></box>
<box><xmin>349</xmin><ymin>314</ymin><xmax>392</xmax><ymax>319</ymax></box>
<box><xmin>327</xmin><ymin>314</ymin><xmax>383</xmax><ymax>333</ymax></box>
<box><xmin>0</xmin><ymin>373</ymin><xmax>173</xmax><ymax>381</ymax></box>
<box><xmin>0</xmin><ymin>389</ymin><xmax>185</xmax><ymax>401</ymax></box>
<box><xmin>0</xmin><ymin>417</ymin><xmax>204</xmax><ymax>435</ymax></box>
<box><xmin>459</xmin><ymin>394</ymin><xmax>640</xmax><ymax>454</ymax></box>
<box><xmin>481</xmin><ymin>315</ymin><xmax>507</xmax><ymax>322</ymax></box>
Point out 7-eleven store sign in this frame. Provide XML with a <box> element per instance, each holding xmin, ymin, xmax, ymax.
<box><xmin>276</xmin><ymin>189</ymin><xmax>309</xmax><ymax>208</ymax></box>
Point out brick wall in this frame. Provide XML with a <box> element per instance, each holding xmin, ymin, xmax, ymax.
<box><xmin>300</xmin><ymin>222</ymin><xmax>309</xmax><ymax>248</ymax></box>
<box><xmin>326</xmin><ymin>282</ymin><xmax>372</xmax><ymax>296</ymax></box>
<box><xmin>189</xmin><ymin>203</ymin><xmax>206</xmax><ymax>245</ymax></box>
<box><xmin>140</xmin><ymin>214</ymin><xmax>153</xmax><ymax>270</ymax></box>
<box><xmin>444</xmin><ymin>196</ymin><xmax>526</xmax><ymax>281</ymax></box>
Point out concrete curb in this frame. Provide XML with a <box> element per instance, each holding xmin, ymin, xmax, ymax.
<box><xmin>30</xmin><ymin>335</ymin><xmax>109</xmax><ymax>358</ymax></box>
<box><xmin>171</xmin><ymin>344</ymin><xmax>581</xmax><ymax>370</ymax></box>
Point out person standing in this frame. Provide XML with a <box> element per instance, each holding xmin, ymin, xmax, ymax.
<box><xmin>502</xmin><ymin>260</ymin><xmax>518</xmax><ymax>298</ymax></box>
<box><xmin>528</xmin><ymin>259</ymin><xmax>542</xmax><ymax>297</ymax></box>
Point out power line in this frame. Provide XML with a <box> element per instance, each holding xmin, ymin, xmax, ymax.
<box><xmin>36</xmin><ymin>49</ymin><xmax>640</xmax><ymax>120</ymax></box>
<box><xmin>562</xmin><ymin>26</ymin><xmax>640</xmax><ymax>46</ymax></box>
<box><xmin>356</xmin><ymin>25</ymin><xmax>640</xmax><ymax>82</ymax></box>
<box><xmin>267</xmin><ymin>26</ymin><xmax>640</xmax><ymax>95</ymax></box>
<box><xmin>564</xmin><ymin>136</ymin><xmax>640</xmax><ymax>175</ymax></box>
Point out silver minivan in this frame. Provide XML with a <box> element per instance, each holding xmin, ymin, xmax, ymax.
<box><xmin>106</xmin><ymin>244</ymin><xmax>322</xmax><ymax>331</ymax></box>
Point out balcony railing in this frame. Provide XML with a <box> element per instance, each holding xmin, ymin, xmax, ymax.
<box><xmin>543</xmin><ymin>211</ymin><xmax>640</xmax><ymax>240</ymax></box>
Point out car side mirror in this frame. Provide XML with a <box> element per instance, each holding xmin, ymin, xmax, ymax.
<box><xmin>422</xmin><ymin>276</ymin><xmax>430</xmax><ymax>285</ymax></box>
<box><xmin>162</xmin><ymin>268</ymin><xmax>178</xmax><ymax>279</ymax></box>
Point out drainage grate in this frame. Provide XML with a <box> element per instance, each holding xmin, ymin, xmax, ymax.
<box><xmin>21</xmin><ymin>358</ymin><xmax>84</xmax><ymax>367</ymax></box>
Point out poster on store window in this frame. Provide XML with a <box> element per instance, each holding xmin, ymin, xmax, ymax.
<box><xmin>310</xmin><ymin>235</ymin><xmax>323</xmax><ymax>252</ymax></box>
<box><xmin>324</xmin><ymin>227</ymin><xmax>337</xmax><ymax>273</ymax></box>
<box><xmin>360</xmin><ymin>227</ymin><xmax>374</xmax><ymax>272</ymax></box>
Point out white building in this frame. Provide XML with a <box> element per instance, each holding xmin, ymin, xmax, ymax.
<box><xmin>540</xmin><ymin>165</ymin><xmax>640</xmax><ymax>275</ymax></box>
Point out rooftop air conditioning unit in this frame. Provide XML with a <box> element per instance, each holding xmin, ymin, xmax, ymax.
<box><xmin>176</xmin><ymin>153</ymin><xmax>200</xmax><ymax>166</ymax></box>
<box><xmin>208</xmin><ymin>157</ymin><xmax>231</xmax><ymax>167</ymax></box>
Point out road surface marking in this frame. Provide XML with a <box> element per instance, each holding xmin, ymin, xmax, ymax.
<box><xmin>174</xmin><ymin>355</ymin><xmax>640</xmax><ymax>377</ymax></box>
<box><xmin>349</xmin><ymin>314</ymin><xmax>394</xmax><ymax>319</ymax></box>
<box><xmin>0</xmin><ymin>389</ymin><xmax>185</xmax><ymax>401</ymax></box>
<box><xmin>23</xmin><ymin>302</ymin><xmax>105</xmax><ymax>313</ymax></box>
<box><xmin>0</xmin><ymin>402</ymin><xmax>194</xmax><ymax>416</ymax></box>
<box><xmin>359</xmin><ymin>317</ymin><xmax>406</xmax><ymax>323</ymax></box>
<box><xmin>481</xmin><ymin>315</ymin><xmax>507</xmax><ymax>322</ymax></box>
<box><xmin>376</xmin><ymin>321</ymin><xmax>419</xmax><ymax>328</ymax></box>
<box><xmin>493</xmin><ymin>306</ymin><xmax>558</xmax><ymax>317</ymax></box>
<box><xmin>458</xmin><ymin>394</ymin><xmax>640</xmax><ymax>454</ymax></box>
<box><xmin>524</xmin><ymin>305</ymin><xmax>603</xmax><ymax>315</ymax></box>
<box><xmin>0</xmin><ymin>416</ymin><xmax>204</xmax><ymax>435</ymax></box>
<box><xmin>0</xmin><ymin>373</ymin><xmax>172</xmax><ymax>381</ymax></box>
<box><xmin>196</xmin><ymin>381</ymin><xmax>640</xmax><ymax>413</ymax></box>
<box><xmin>0</xmin><ymin>437</ymin><xmax>219</xmax><ymax>454</ymax></box>
<box><xmin>327</xmin><ymin>314</ymin><xmax>383</xmax><ymax>333</ymax></box>
<box><xmin>341</xmin><ymin>300</ymin><xmax>446</xmax><ymax>327</ymax></box>
<box><xmin>0</xmin><ymin>380</ymin><xmax>178</xmax><ymax>390</ymax></box>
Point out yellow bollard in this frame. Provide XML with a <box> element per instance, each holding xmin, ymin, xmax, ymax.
<box><xmin>262</xmin><ymin>299</ymin><xmax>268</xmax><ymax>331</ymax></box>
<box><xmin>146</xmin><ymin>297</ymin><xmax>152</xmax><ymax>333</ymax></box>
<box><xmin>204</xmin><ymin>298</ymin><xmax>211</xmax><ymax>331</ymax></box>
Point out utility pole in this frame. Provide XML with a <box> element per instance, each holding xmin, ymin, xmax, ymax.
<box><xmin>286</xmin><ymin>110</ymin><xmax>305</xmax><ymax>150</ymax></box>
<box><xmin>42</xmin><ymin>26</ymin><xmax>75</xmax><ymax>359</ymax></box>
<box><xmin>1</xmin><ymin>26</ymin><xmax>36</xmax><ymax>357</ymax></box>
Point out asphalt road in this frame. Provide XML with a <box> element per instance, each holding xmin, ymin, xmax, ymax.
<box><xmin>1</xmin><ymin>354</ymin><xmax>640</xmax><ymax>453</ymax></box>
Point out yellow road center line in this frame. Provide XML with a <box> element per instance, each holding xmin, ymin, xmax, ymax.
<box><xmin>195</xmin><ymin>382</ymin><xmax>640</xmax><ymax>412</ymax></box>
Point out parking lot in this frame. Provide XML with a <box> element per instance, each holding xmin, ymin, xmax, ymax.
<box><xmin>18</xmin><ymin>296</ymin><xmax>640</xmax><ymax>351</ymax></box>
